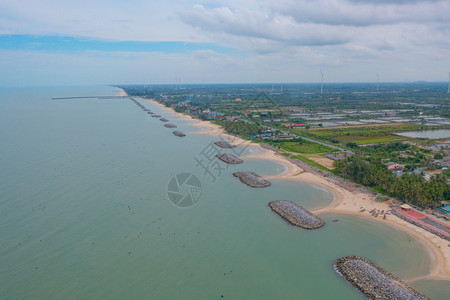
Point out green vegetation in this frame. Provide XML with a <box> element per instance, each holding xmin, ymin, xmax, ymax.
<box><xmin>334</xmin><ymin>156</ymin><xmax>449</xmax><ymax>208</ymax></box>
<box><xmin>268</xmin><ymin>138</ymin><xmax>334</xmax><ymax>154</ymax></box>
<box><xmin>290</xmin><ymin>154</ymin><xmax>331</xmax><ymax>172</ymax></box>
<box><xmin>121</xmin><ymin>83</ymin><xmax>450</xmax><ymax>210</ymax></box>
<box><xmin>299</xmin><ymin>123</ymin><xmax>427</xmax><ymax>146</ymax></box>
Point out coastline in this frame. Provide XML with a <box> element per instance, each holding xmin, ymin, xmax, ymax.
<box><xmin>145</xmin><ymin>98</ymin><xmax>450</xmax><ymax>282</ymax></box>
<box><xmin>117</xmin><ymin>88</ymin><xmax>128</xmax><ymax>97</ymax></box>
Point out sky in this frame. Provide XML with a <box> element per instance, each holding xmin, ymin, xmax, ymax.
<box><xmin>0</xmin><ymin>0</ymin><xmax>449</xmax><ymax>86</ymax></box>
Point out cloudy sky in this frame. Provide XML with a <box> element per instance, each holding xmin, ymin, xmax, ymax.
<box><xmin>0</xmin><ymin>0</ymin><xmax>449</xmax><ymax>86</ymax></box>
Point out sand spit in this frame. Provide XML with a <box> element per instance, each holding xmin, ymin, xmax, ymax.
<box><xmin>173</xmin><ymin>131</ymin><xmax>186</xmax><ymax>137</ymax></box>
<box><xmin>233</xmin><ymin>171</ymin><xmax>271</xmax><ymax>188</ymax></box>
<box><xmin>216</xmin><ymin>153</ymin><xmax>243</xmax><ymax>164</ymax></box>
<box><xmin>214</xmin><ymin>141</ymin><xmax>237</xmax><ymax>148</ymax></box>
<box><xmin>160</xmin><ymin>118</ymin><xmax>169</xmax><ymax>122</ymax></box>
<box><xmin>335</xmin><ymin>256</ymin><xmax>429</xmax><ymax>300</ymax></box>
<box><xmin>164</xmin><ymin>124</ymin><xmax>177</xmax><ymax>128</ymax></box>
<box><xmin>269</xmin><ymin>200</ymin><xmax>325</xmax><ymax>229</ymax></box>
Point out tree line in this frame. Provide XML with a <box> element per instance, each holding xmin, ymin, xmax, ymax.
<box><xmin>334</xmin><ymin>156</ymin><xmax>449</xmax><ymax>208</ymax></box>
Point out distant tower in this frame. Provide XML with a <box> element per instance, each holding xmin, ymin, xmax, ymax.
<box><xmin>376</xmin><ymin>73</ymin><xmax>379</xmax><ymax>93</ymax></box>
<box><xmin>320</xmin><ymin>70</ymin><xmax>324</xmax><ymax>95</ymax></box>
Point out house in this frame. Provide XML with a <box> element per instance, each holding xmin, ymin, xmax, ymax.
<box><xmin>284</xmin><ymin>123</ymin><xmax>305</xmax><ymax>128</ymax></box>
<box><xmin>385</xmin><ymin>162</ymin><xmax>404</xmax><ymax>171</ymax></box>
<box><xmin>400</xmin><ymin>204</ymin><xmax>412</xmax><ymax>211</ymax></box>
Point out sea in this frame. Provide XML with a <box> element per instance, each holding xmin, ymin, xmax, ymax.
<box><xmin>1</xmin><ymin>86</ymin><xmax>448</xmax><ymax>299</ymax></box>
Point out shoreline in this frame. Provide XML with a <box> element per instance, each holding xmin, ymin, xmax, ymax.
<box><xmin>117</xmin><ymin>88</ymin><xmax>128</xmax><ymax>97</ymax></box>
<box><xmin>145</xmin><ymin>98</ymin><xmax>450</xmax><ymax>282</ymax></box>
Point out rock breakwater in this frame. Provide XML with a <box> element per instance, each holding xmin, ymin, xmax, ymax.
<box><xmin>173</xmin><ymin>131</ymin><xmax>186</xmax><ymax>137</ymax></box>
<box><xmin>164</xmin><ymin>124</ymin><xmax>177</xmax><ymax>128</ymax></box>
<box><xmin>160</xmin><ymin>118</ymin><xmax>169</xmax><ymax>122</ymax></box>
<box><xmin>216</xmin><ymin>153</ymin><xmax>243</xmax><ymax>164</ymax></box>
<box><xmin>214</xmin><ymin>141</ymin><xmax>237</xmax><ymax>148</ymax></box>
<box><xmin>268</xmin><ymin>200</ymin><xmax>324</xmax><ymax>229</ymax></box>
<box><xmin>233</xmin><ymin>172</ymin><xmax>271</xmax><ymax>188</ymax></box>
<box><xmin>335</xmin><ymin>256</ymin><xmax>429</xmax><ymax>300</ymax></box>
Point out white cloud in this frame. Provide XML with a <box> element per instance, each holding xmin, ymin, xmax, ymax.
<box><xmin>0</xmin><ymin>0</ymin><xmax>449</xmax><ymax>85</ymax></box>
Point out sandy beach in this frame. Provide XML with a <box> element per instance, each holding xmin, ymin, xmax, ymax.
<box><xmin>117</xmin><ymin>88</ymin><xmax>128</xmax><ymax>97</ymax></box>
<box><xmin>146</xmin><ymin>98</ymin><xmax>450</xmax><ymax>282</ymax></box>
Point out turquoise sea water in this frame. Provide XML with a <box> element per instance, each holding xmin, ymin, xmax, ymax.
<box><xmin>1</xmin><ymin>86</ymin><xmax>448</xmax><ymax>299</ymax></box>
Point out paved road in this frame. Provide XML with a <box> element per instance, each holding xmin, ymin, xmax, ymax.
<box><xmin>261</xmin><ymin>123</ymin><xmax>353</xmax><ymax>154</ymax></box>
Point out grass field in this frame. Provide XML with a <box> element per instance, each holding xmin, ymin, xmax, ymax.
<box><xmin>268</xmin><ymin>139</ymin><xmax>334</xmax><ymax>154</ymax></box>
<box><xmin>295</xmin><ymin>123</ymin><xmax>429</xmax><ymax>146</ymax></box>
<box><xmin>289</xmin><ymin>154</ymin><xmax>331</xmax><ymax>172</ymax></box>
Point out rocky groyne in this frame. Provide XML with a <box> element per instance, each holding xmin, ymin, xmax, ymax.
<box><xmin>268</xmin><ymin>200</ymin><xmax>325</xmax><ymax>229</ymax></box>
<box><xmin>147</xmin><ymin>111</ymin><xmax>154</xmax><ymax>114</ymax></box>
<box><xmin>173</xmin><ymin>131</ymin><xmax>186</xmax><ymax>137</ymax></box>
<box><xmin>164</xmin><ymin>124</ymin><xmax>177</xmax><ymax>128</ymax></box>
<box><xmin>160</xmin><ymin>118</ymin><xmax>169</xmax><ymax>122</ymax></box>
<box><xmin>233</xmin><ymin>172</ymin><xmax>271</xmax><ymax>188</ymax></box>
<box><xmin>152</xmin><ymin>114</ymin><xmax>161</xmax><ymax>118</ymax></box>
<box><xmin>214</xmin><ymin>141</ymin><xmax>237</xmax><ymax>148</ymax></box>
<box><xmin>216</xmin><ymin>153</ymin><xmax>243</xmax><ymax>164</ymax></box>
<box><xmin>335</xmin><ymin>256</ymin><xmax>429</xmax><ymax>300</ymax></box>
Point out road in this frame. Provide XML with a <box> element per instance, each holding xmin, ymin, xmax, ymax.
<box><xmin>261</xmin><ymin>123</ymin><xmax>353</xmax><ymax>154</ymax></box>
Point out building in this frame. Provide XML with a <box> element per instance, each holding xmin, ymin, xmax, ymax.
<box><xmin>284</xmin><ymin>123</ymin><xmax>305</xmax><ymax>128</ymax></box>
<box><xmin>385</xmin><ymin>162</ymin><xmax>404</xmax><ymax>171</ymax></box>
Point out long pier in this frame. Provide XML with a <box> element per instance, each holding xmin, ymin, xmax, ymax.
<box><xmin>51</xmin><ymin>96</ymin><xmax>128</xmax><ymax>100</ymax></box>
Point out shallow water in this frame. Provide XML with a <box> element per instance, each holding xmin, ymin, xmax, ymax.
<box><xmin>0</xmin><ymin>86</ymin><xmax>447</xmax><ymax>299</ymax></box>
<box><xmin>395</xmin><ymin>129</ymin><xmax>450</xmax><ymax>139</ymax></box>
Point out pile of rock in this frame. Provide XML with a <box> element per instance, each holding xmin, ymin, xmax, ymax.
<box><xmin>268</xmin><ymin>200</ymin><xmax>325</xmax><ymax>229</ymax></box>
<box><xmin>147</xmin><ymin>111</ymin><xmax>154</xmax><ymax>114</ymax></box>
<box><xmin>173</xmin><ymin>131</ymin><xmax>186</xmax><ymax>137</ymax></box>
<box><xmin>216</xmin><ymin>153</ymin><xmax>243</xmax><ymax>164</ymax></box>
<box><xmin>214</xmin><ymin>141</ymin><xmax>237</xmax><ymax>148</ymax></box>
<box><xmin>160</xmin><ymin>118</ymin><xmax>169</xmax><ymax>122</ymax></box>
<box><xmin>152</xmin><ymin>114</ymin><xmax>161</xmax><ymax>118</ymax></box>
<box><xmin>335</xmin><ymin>256</ymin><xmax>429</xmax><ymax>300</ymax></box>
<box><xmin>233</xmin><ymin>172</ymin><xmax>271</xmax><ymax>188</ymax></box>
<box><xmin>164</xmin><ymin>124</ymin><xmax>177</xmax><ymax>128</ymax></box>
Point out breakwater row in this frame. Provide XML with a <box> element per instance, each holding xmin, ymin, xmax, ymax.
<box><xmin>335</xmin><ymin>256</ymin><xmax>429</xmax><ymax>300</ymax></box>
<box><xmin>143</xmin><ymin>105</ymin><xmax>432</xmax><ymax>299</ymax></box>
<box><xmin>129</xmin><ymin>98</ymin><xmax>183</xmax><ymax>137</ymax></box>
<box><xmin>268</xmin><ymin>200</ymin><xmax>324</xmax><ymax>229</ymax></box>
